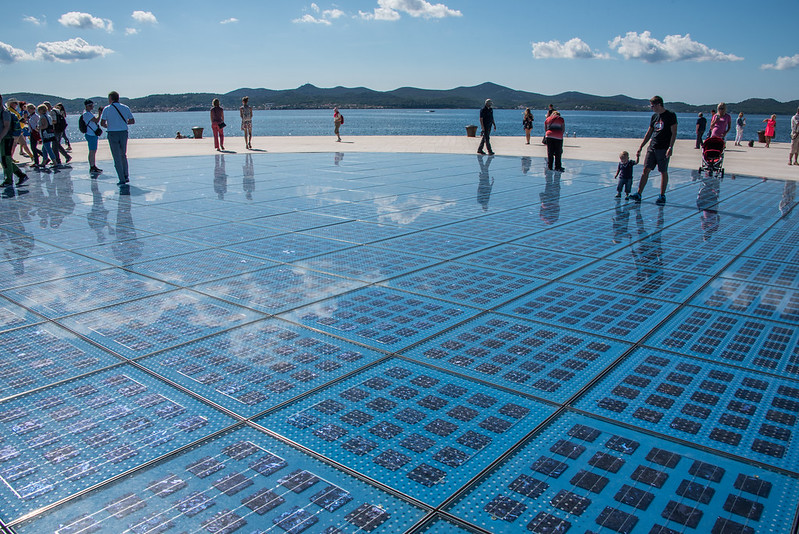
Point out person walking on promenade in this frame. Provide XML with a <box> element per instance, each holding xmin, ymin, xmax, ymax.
<box><xmin>763</xmin><ymin>114</ymin><xmax>776</xmax><ymax>148</ymax></box>
<box><xmin>630</xmin><ymin>95</ymin><xmax>678</xmax><ymax>205</ymax></box>
<box><xmin>45</xmin><ymin>102</ymin><xmax>71</xmax><ymax>166</ymax></box>
<box><xmin>56</xmin><ymin>103</ymin><xmax>73</xmax><ymax>151</ymax></box>
<box><xmin>734</xmin><ymin>112</ymin><xmax>746</xmax><ymax>146</ymax></box>
<box><xmin>695</xmin><ymin>112</ymin><xmax>706</xmax><ymax>148</ymax></box>
<box><xmin>478</xmin><ymin>99</ymin><xmax>496</xmax><ymax>155</ymax></box>
<box><xmin>709</xmin><ymin>102</ymin><xmax>731</xmax><ymax>140</ymax></box>
<box><xmin>81</xmin><ymin>99</ymin><xmax>103</xmax><ymax>175</ymax></box>
<box><xmin>790</xmin><ymin>108</ymin><xmax>799</xmax><ymax>165</ymax></box>
<box><xmin>544</xmin><ymin>110</ymin><xmax>565</xmax><ymax>171</ymax></box>
<box><xmin>333</xmin><ymin>107</ymin><xmax>343</xmax><ymax>142</ymax></box>
<box><xmin>100</xmin><ymin>91</ymin><xmax>135</xmax><ymax>185</ymax></box>
<box><xmin>210</xmin><ymin>98</ymin><xmax>225</xmax><ymax>151</ymax></box>
<box><xmin>6</xmin><ymin>99</ymin><xmax>33</xmax><ymax>162</ymax></box>
<box><xmin>240</xmin><ymin>96</ymin><xmax>253</xmax><ymax>150</ymax></box>
<box><xmin>1</xmin><ymin>94</ymin><xmax>28</xmax><ymax>188</ymax></box>
<box><xmin>523</xmin><ymin>108</ymin><xmax>534</xmax><ymax>144</ymax></box>
<box><xmin>26</xmin><ymin>104</ymin><xmax>43</xmax><ymax>168</ymax></box>
<box><xmin>36</xmin><ymin>104</ymin><xmax>58</xmax><ymax>169</ymax></box>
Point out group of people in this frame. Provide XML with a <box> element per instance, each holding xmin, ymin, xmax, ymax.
<box><xmin>1</xmin><ymin>94</ymin><xmax>79</xmax><ymax>189</ymax></box>
<box><xmin>208</xmin><ymin>97</ymin><xmax>346</xmax><ymax>150</ymax></box>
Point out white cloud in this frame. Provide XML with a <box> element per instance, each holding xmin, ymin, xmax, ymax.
<box><xmin>360</xmin><ymin>0</ymin><xmax>461</xmax><ymax>20</ymax></box>
<box><xmin>323</xmin><ymin>8</ymin><xmax>345</xmax><ymax>19</ymax></box>
<box><xmin>58</xmin><ymin>11</ymin><xmax>113</xmax><ymax>32</ymax></box>
<box><xmin>0</xmin><ymin>41</ymin><xmax>32</xmax><ymax>64</ymax></box>
<box><xmin>294</xmin><ymin>14</ymin><xmax>332</xmax><ymax>25</ymax></box>
<box><xmin>532</xmin><ymin>38</ymin><xmax>609</xmax><ymax>59</ymax></box>
<box><xmin>23</xmin><ymin>15</ymin><xmax>44</xmax><ymax>26</ymax></box>
<box><xmin>125</xmin><ymin>27</ymin><xmax>139</xmax><ymax>36</ymax></box>
<box><xmin>220</xmin><ymin>18</ymin><xmax>239</xmax><ymax>24</ymax></box>
<box><xmin>311</xmin><ymin>3</ymin><xmax>320</xmax><ymax>12</ymax></box>
<box><xmin>131</xmin><ymin>10</ymin><xmax>158</xmax><ymax>24</ymax></box>
<box><xmin>761</xmin><ymin>54</ymin><xmax>799</xmax><ymax>70</ymax></box>
<box><xmin>34</xmin><ymin>38</ymin><xmax>113</xmax><ymax>62</ymax></box>
<box><xmin>609</xmin><ymin>31</ymin><xmax>742</xmax><ymax>63</ymax></box>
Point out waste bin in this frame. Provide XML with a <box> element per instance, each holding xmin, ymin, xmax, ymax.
<box><xmin>465</xmin><ymin>125</ymin><xmax>478</xmax><ymax>137</ymax></box>
<box><xmin>757</xmin><ymin>130</ymin><xmax>766</xmax><ymax>143</ymax></box>
<box><xmin>192</xmin><ymin>127</ymin><xmax>204</xmax><ymax>139</ymax></box>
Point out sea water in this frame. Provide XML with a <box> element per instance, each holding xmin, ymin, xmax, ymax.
<box><xmin>61</xmin><ymin>109</ymin><xmax>793</xmax><ymax>143</ymax></box>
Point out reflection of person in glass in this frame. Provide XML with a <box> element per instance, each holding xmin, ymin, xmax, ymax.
<box><xmin>214</xmin><ymin>154</ymin><xmax>227</xmax><ymax>200</ymax></box>
<box><xmin>780</xmin><ymin>181</ymin><xmax>796</xmax><ymax>218</ymax></box>
<box><xmin>243</xmin><ymin>153</ymin><xmax>255</xmax><ymax>200</ymax></box>
<box><xmin>112</xmin><ymin>188</ymin><xmax>143</xmax><ymax>265</ymax></box>
<box><xmin>0</xmin><ymin>193</ymin><xmax>34</xmax><ymax>275</ymax></box>
<box><xmin>334</xmin><ymin>152</ymin><xmax>344</xmax><ymax>166</ymax></box>
<box><xmin>88</xmin><ymin>180</ymin><xmax>114</xmax><ymax>243</ymax></box>
<box><xmin>521</xmin><ymin>156</ymin><xmax>531</xmax><ymax>175</ymax></box>
<box><xmin>696</xmin><ymin>173</ymin><xmax>721</xmax><ymax>241</ymax></box>
<box><xmin>539</xmin><ymin>169</ymin><xmax>561</xmax><ymax>224</ymax></box>
<box><xmin>631</xmin><ymin>205</ymin><xmax>665</xmax><ymax>285</ymax></box>
<box><xmin>49</xmin><ymin>167</ymin><xmax>75</xmax><ymax>229</ymax></box>
<box><xmin>612</xmin><ymin>200</ymin><xmax>632</xmax><ymax>245</ymax></box>
<box><xmin>477</xmin><ymin>155</ymin><xmax>494</xmax><ymax>211</ymax></box>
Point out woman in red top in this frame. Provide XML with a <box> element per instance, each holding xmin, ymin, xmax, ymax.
<box><xmin>544</xmin><ymin>111</ymin><xmax>565</xmax><ymax>171</ymax></box>
<box><xmin>210</xmin><ymin>98</ymin><xmax>225</xmax><ymax>151</ymax></box>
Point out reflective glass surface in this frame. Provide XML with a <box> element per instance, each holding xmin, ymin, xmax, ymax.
<box><xmin>0</xmin><ymin>153</ymin><xmax>797</xmax><ymax>533</ymax></box>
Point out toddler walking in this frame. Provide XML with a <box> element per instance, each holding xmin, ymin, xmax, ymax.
<box><xmin>614</xmin><ymin>151</ymin><xmax>637</xmax><ymax>199</ymax></box>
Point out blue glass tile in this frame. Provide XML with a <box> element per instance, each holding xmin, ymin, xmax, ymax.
<box><xmin>691</xmin><ymin>279</ymin><xmax>799</xmax><ymax>323</ymax></box>
<box><xmin>224</xmin><ymin>233</ymin><xmax>354</xmax><ymax>263</ymax></box>
<box><xmin>719</xmin><ymin>257</ymin><xmax>799</xmax><ymax>287</ymax></box>
<box><xmin>0</xmin><ymin>251</ymin><xmax>110</xmax><ymax>291</ymax></box>
<box><xmin>75</xmin><ymin>234</ymin><xmax>209</xmax><ymax>266</ymax></box>
<box><xmin>447</xmin><ymin>411</ymin><xmax>799</xmax><ymax>533</ymax></box>
<box><xmin>745</xmin><ymin>239</ymin><xmax>799</xmax><ymax>264</ymax></box>
<box><xmin>0</xmin><ymin>323</ymin><xmax>121</xmax><ymax>398</ymax></box>
<box><xmin>282</xmin><ymin>287</ymin><xmax>478</xmax><ymax>351</ymax></box>
<box><xmin>381</xmin><ymin>263</ymin><xmax>544</xmax><ymax>309</ymax></box>
<box><xmin>58</xmin><ymin>290</ymin><xmax>264</xmax><ymax>359</ymax></box>
<box><xmin>302</xmin><ymin>220</ymin><xmax>414</xmax><ymax>244</ymax></box>
<box><xmin>433</xmin><ymin>218</ymin><xmax>535</xmax><ymax>243</ymax></box>
<box><xmin>166</xmin><ymin>221</ymin><xmax>283</xmax><ymax>247</ymax></box>
<box><xmin>248</xmin><ymin>211</ymin><xmax>350</xmax><ymax>231</ymax></box>
<box><xmin>461</xmin><ymin>244</ymin><xmax>593</xmax><ymax>278</ymax></box>
<box><xmin>561</xmin><ymin>260</ymin><xmax>711</xmax><ymax>302</ymax></box>
<box><xmin>258</xmin><ymin>359</ymin><xmax>553</xmax><ymax>506</ymax></box>
<box><xmin>607</xmin><ymin>245</ymin><xmax>729</xmax><ymax>275</ymax></box>
<box><xmin>575</xmin><ymin>347</ymin><xmax>799</xmax><ymax>470</ymax></box>
<box><xmin>193</xmin><ymin>265</ymin><xmax>366</xmax><ymax>315</ymax></box>
<box><xmin>140</xmin><ymin>319</ymin><xmax>383</xmax><ymax>416</ymax></box>
<box><xmin>294</xmin><ymin>246</ymin><xmax>441</xmax><ymax>283</ymax></box>
<box><xmin>13</xmin><ymin>426</ymin><xmax>425</xmax><ymax>533</ymax></box>
<box><xmin>402</xmin><ymin>313</ymin><xmax>630</xmax><ymax>402</ymax></box>
<box><xmin>3</xmin><ymin>270</ymin><xmax>174</xmax><ymax>318</ymax></box>
<box><xmin>0</xmin><ymin>296</ymin><xmax>44</xmax><ymax>333</ymax></box>
<box><xmin>0</xmin><ymin>365</ymin><xmax>232</xmax><ymax>522</ymax></box>
<box><xmin>646</xmin><ymin>307</ymin><xmax>799</xmax><ymax>379</ymax></box>
<box><xmin>132</xmin><ymin>249</ymin><xmax>276</xmax><ymax>285</ymax></box>
<box><xmin>512</xmin><ymin>229</ymin><xmax>628</xmax><ymax>258</ymax></box>
<box><xmin>498</xmin><ymin>283</ymin><xmax>678</xmax><ymax>342</ymax></box>
<box><xmin>373</xmin><ymin>232</ymin><xmax>494</xmax><ymax>260</ymax></box>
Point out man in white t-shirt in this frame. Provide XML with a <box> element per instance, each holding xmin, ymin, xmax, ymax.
<box><xmin>100</xmin><ymin>90</ymin><xmax>135</xmax><ymax>185</ymax></box>
<box><xmin>790</xmin><ymin>107</ymin><xmax>799</xmax><ymax>166</ymax></box>
<box><xmin>82</xmin><ymin>99</ymin><xmax>103</xmax><ymax>175</ymax></box>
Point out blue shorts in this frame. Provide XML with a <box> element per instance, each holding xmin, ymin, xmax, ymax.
<box><xmin>644</xmin><ymin>147</ymin><xmax>670</xmax><ymax>173</ymax></box>
<box><xmin>85</xmin><ymin>134</ymin><xmax>98</xmax><ymax>151</ymax></box>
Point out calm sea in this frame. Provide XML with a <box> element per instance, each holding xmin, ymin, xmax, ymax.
<box><xmin>61</xmin><ymin>109</ymin><xmax>793</xmax><ymax>144</ymax></box>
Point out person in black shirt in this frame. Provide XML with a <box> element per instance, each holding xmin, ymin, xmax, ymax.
<box><xmin>695</xmin><ymin>112</ymin><xmax>706</xmax><ymax>149</ymax></box>
<box><xmin>630</xmin><ymin>96</ymin><xmax>677</xmax><ymax>205</ymax></box>
<box><xmin>478</xmin><ymin>99</ymin><xmax>496</xmax><ymax>155</ymax></box>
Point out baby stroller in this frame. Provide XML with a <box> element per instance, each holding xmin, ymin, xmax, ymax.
<box><xmin>699</xmin><ymin>136</ymin><xmax>725</xmax><ymax>177</ymax></box>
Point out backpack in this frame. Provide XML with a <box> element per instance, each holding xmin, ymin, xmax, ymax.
<box><xmin>78</xmin><ymin>114</ymin><xmax>88</xmax><ymax>134</ymax></box>
<box><xmin>2</xmin><ymin>110</ymin><xmax>19</xmax><ymax>139</ymax></box>
<box><xmin>54</xmin><ymin>111</ymin><xmax>67</xmax><ymax>133</ymax></box>
<box><xmin>339</xmin><ymin>113</ymin><xmax>344</xmax><ymax>125</ymax></box>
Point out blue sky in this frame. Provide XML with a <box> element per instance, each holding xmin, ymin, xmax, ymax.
<box><xmin>2</xmin><ymin>0</ymin><xmax>797</xmax><ymax>104</ymax></box>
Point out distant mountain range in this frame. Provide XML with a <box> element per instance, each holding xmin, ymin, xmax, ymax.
<box><xmin>9</xmin><ymin>82</ymin><xmax>798</xmax><ymax>115</ymax></box>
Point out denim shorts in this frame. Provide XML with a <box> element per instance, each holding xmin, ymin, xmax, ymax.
<box><xmin>85</xmin><ymin>134</ymin><xmax>98</xmax><ymax>151</ymax></box>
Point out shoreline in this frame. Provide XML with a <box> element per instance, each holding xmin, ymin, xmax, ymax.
<box><xmin>58</xmin><ymin>135</ymin><xmax>798</xmax><ymax>181</ymax></box>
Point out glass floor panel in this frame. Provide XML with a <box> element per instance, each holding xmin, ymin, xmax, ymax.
<box><xmin>0</xmin><ymin>153</ymin><xmax>797</xmax><ymax>533</ymax></box>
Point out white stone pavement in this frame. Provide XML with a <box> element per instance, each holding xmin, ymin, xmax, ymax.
<box><xmin>63</xmin><ymin>135</ymin><xmax>799</xmax><ymax>181</ymax></box>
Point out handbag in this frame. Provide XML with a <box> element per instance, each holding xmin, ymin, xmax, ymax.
<box><xmin>219</xmin><ymin>122</ymin><xmax>226</xmax><ymax>129</ymax></box>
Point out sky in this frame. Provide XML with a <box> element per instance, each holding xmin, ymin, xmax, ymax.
<box><xmin>2</xmin><ymin>0</ymin><xmax>798</xmax><ymax>105</ymax></box>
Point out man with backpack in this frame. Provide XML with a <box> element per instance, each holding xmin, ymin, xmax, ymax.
<box><xmin>0</xmin><ymin>94</ymin><xmax>28</xmax><ymax>188</ymax></box>
<box><xmin>80</xmin><ymin>99</ymin><xmax>103</xmax><ymax>174</ymax></box>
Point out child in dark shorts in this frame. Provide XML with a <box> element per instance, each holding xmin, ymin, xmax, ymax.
<box><xmin>614</xmin><ymin>151</ymin><xmax>637</xmax><ymax>199</ymax></box>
